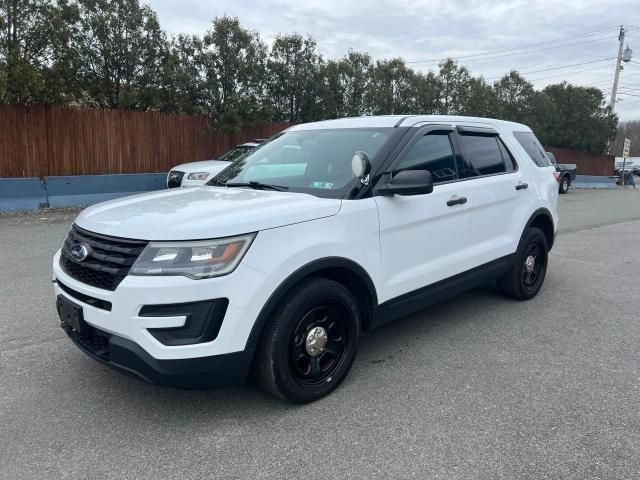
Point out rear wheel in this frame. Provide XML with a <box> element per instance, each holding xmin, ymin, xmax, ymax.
<box><xmin>254</xmin><ymin>277</ymin><xmax>360</xmax><ymax>403</ymax></box>
<box><xmin>498</xmin><ymin>227</ymin><xmax>549</xmax><ymax>300</ymax></box>
<box><xmin>559</xmin><ymin>175</ymin><xmax>570</xmax><ymax>194</ymax></box>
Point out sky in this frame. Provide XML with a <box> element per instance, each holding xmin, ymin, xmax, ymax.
<box><xmin>146</xmin><ymin>0</ymin><xmax>640</xmax><ymax>120</ymax></box>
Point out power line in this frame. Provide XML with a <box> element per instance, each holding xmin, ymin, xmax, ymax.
<box><xmin>407</xmin><ymin>28</ymin><xmax>617</xmax><ymax>65</ymax></box>
<box><xmin>410</xmin><ymin>36</ymin><xmax>616</xmax><ymax>66</ymax></box>
<box><xmin>617</xmin><ymin>91</ymin><xmax>640</xmax><ymax>97</ymax></box>
<box><xmin>615</xmin><ymin>99</ymin><xmax>640</xmax><ymax>107</ymax></box>
<box><xmin>527</xmin><ymin>64</ymin><xmax>614</xmax><ymax>83</ymax></box>
<box><xmin>590</xmin><ymin>71</ymin><xmax>640</xmax><ymax>86</ymax></box>
<box><xmin>408</xmin><ymin>27</ymin><xmax>617</xmax><ymax>62</ymax></box>
<box><xmin>486</xmin><ymin>57</ymin><xmax>613</xmax><ymax>80</ymax></box>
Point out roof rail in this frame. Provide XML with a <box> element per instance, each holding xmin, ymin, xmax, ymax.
<box><xmin>394</xmin><ymin>116</ymin><xmax>415</xmax><ymax>128</ymax></box>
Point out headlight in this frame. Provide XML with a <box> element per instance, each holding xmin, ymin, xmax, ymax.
<box><xmin>130</xmin><ymin>233</ymin><xmax>256</xmax><ymax>279</ymax></box>
<box><xmin>187</xmin><ymin>172</ymin><xmax>210</xmax><ymax>180</ymax></box>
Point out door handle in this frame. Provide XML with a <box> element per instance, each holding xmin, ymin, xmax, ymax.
<box><xmin>447</xmin><ymin>196</ymin><xmax>467</xmax><ymax>206</ymax></box>
<box><xmin>515</xmin><ymin>182</ymin><xmax>528</xmax><ymax>190</ymax></box>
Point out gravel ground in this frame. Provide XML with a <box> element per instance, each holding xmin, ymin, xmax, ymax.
<box><xmin>1</xmin><ymin>189</ymin><xmax>640</xmax><ymax>479</ymax></box>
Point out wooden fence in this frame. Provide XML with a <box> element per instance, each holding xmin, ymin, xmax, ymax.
<box><xmin>545</xmin><ymin>146</ymin><xmax>614</xmax><ymax>177</ymax></box>
<box><xmin>0</xmin><ymin>105</ymin><xmax>617</xmax><ymax>178</ymax></box>
<box><xmin>0</xmin><ymin>105</ymin><xmax>289</xmax><ymax>178</ymax></box>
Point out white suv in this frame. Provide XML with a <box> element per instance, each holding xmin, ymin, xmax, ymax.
<box><xmin>167</xmin><ymin>141</ymin><xmax>263</xmax><ymax>188</ymax></box>
<box><xmin>53</xmin><ymin>115</ymin><xmax>559</xmax><ymax>403</ymax></box>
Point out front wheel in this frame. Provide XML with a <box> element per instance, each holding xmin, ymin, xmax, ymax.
<box><xmin>498</xmin><ymin>227</ymin><xmax>549</xmax><ymax>300</ymax></box>
<box><xmin>254</xmin><ymin>277</ymin><xmax>360</xmax><ymax>403</ymax></box>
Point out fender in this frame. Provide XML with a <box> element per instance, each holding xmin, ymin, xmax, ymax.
<box><xmin>522</xmin><ymin>207</ymin><xmax>555</xmax><ymax>251</ymax></box>
<box><xmin>243</xmin><ymin>257</ymin><xmax>378</xmax><ymax>355</ymax></box>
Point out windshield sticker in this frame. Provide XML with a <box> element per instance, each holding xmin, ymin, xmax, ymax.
<box><xmin>310</xmin><ymin>181</ymin><xmax>334</xmax><ymax>189</ymax></box>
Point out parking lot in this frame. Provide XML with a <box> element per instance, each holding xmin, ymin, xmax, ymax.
<box><xmin>1</xmin><ymin>188</ymin><xmax>640</xmax><ymax>479</ymax></box>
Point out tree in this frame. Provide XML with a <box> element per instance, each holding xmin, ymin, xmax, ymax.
<box><xmin>413</xmin><ymin>71</ymin><xmax>441</xmax><ymax>114</ymax></box>
<box><xmin>157</xmin><ymin>34</ymin><xmax>203</xmax><ymax>115</ymax></box>
<box><xmin>541</xmin><ymin>82</ymin><xmax>617</xmax><ymax>153</ymax></box>
<box><xmin>68</xmin><ymin>0</ymin><xmax>167</xmax><ymax>110</ymax></box>
<box><xmin>493</xmin><ymin>71</ymin><xmax>537</xmax><ymax>123</ymax></box>
<box><xmin>462</xmin><ymin>76</ymin><xmax>496</xmax><ymax>117</ymax></box>
<box><xmin>366</xmin><ymin>58</ymin><xmax>416</xmax><ymax>115</ymax></box>
<box><xmin>0</xmin><ymin>0</ymin><xmax>72</xmax><ymax>103</ymax></box>
<box><xmin>267</xmin><ymin>33</ymin><xmax>323</xmax><ymax>122</ymax></box>
<box><xmin>199</xmin><ymin>16</ymin><xmax>268</xmax><ymax>130</ymax></box>
<box><xmin>0</xmin><ymin>8</ymin><xmax>626</xmax><ymax>154</ymax></box>
<box><xmin>437</xmin><ymin>59</ymin><xmax>472</xmax><ymax>114</ymax></box>
<box><xmin>320</xmin><ymin>50</ymin><xmax>371</xmax><ymax>118</ymax></box>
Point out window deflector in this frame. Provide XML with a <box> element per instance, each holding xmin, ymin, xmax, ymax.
<box><xmin>456</xmin><ymin>125</ymin><xmax>499</xmax><ymax>137</ymax></box>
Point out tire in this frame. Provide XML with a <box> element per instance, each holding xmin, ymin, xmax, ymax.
<box><xmin>254</xmin><ymin>277</ymin><xmax>360</xmax><ymax>403</ymax></box>
<box><xmin>559</xmin><ymin>175</ymin><xmax>570</xmax><ymax>194</ymax></box>
<box><xmin>498</xmin><ymin>227</ymin><xmax>549</xmax><ymax>300</ymax></box>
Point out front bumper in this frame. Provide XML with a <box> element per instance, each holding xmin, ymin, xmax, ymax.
<box><xmin>62</xmin><ymin>322</ymin><xmax>252</xmax><ymax>388</ymax></box>
<box><xmin>52</xmin><ymin>249</ymin><xmax>279</xmax><ymax>362</ymax></box>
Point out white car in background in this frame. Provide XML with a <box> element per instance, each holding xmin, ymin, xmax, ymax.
<box><xmin>167</xmin><ymin>140</ymin><xmax>264</xmax><ymax>188</ymax></box>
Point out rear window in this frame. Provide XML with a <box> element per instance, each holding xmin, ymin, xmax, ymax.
<box><xmin>513</xmin><ymin>132</ymin><xmax>553</xmax><ymax>167</ymax></box>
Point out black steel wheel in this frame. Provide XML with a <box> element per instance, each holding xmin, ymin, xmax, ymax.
<box><xmin>521</xmin><ymin>241</ymin><xmax>545</xmax><ymax>290</ymax></box>
<box><xmin>289</xmin><ymin>304</ymin><xmax>353</xmax><ymax>387</ymax></box>
<box><xmin>498</xmin><ymin>227</ymin><xmax>549</xmax><ymax>300</ymax></box>
<box><xmin>559</xmin><ymin>175</ymin><xmax>570</xmax><ymax>194</ymax></box>
<box><xmin>254</xmin><ymin>277</ymin><xmax>360</xmax><ymax>403</ymax></box>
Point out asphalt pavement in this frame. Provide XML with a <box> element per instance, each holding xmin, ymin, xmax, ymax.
<box><xmin>1</xmin><ymin>188</ymin><xmax>640</xmax><ymax>479</ymax></box>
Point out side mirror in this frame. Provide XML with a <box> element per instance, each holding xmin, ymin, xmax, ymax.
<box><xmin>374</xmin><ymin>170</ymin><xmax>434</xmax><ymax>196</ymax></box>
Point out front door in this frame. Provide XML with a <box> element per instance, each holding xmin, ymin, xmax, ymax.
<box><xmin>374</xmin><ymin>128</ymin><xmax>474</xmax><ymax>303</ymax></box>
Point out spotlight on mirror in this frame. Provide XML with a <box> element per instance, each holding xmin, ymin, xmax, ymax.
<box><xmin>351</xmin><ymin>151</ymin><xmax>372</xmax><ymax>180</ymax></box>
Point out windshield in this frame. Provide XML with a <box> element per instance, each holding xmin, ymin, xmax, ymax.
<box><xmin>209</xmin><ymin>128</ymin><xmax>394</xmax><ymax>197</ymax></box>
<box><xmin>218</xmin><ymin>145</ymin><xmax>254</xmax><ymax>162</ymax></box>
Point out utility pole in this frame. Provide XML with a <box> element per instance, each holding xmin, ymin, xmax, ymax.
<box><xmin>610</xmin><ymin>26</ymin><xmax>626</xmax><ymax>109</ymax></box>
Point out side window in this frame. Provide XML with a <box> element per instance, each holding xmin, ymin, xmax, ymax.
<box><xmin>497</xmin><ymin>138</ymin><xmax>517</xmax><ymax>172</ymax></box>
<box><xmin>457</xmin><ymin>134</ymin><xmax>509</xmax><ymax>178</ymax></box>
<box><xmin>513</xmin><ymin>131</ymin><xmax>553</xmax><ymax>167</ymax></box>
<box><xmin>394</xmin><ymin>133</ymin><xmax>457</xmax><ymax>183</ymax></box>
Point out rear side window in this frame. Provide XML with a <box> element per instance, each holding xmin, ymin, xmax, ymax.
<box><xmin>457</xmin><ymin>135</ymin><xmax>508</xmax><ymax>177</ymax></box>
<box><xmin>513</xmin><ymin>132</ymin><xmax>553</xmax><ymax>167</ymax></box>
<box><xmin>394</xmin><ymin>133</ymin><xmax>457</xmax><ymax>183</ymax></box>
<box><xmin>497</xmin><ymin>139</ymin><xmax>517</xmax><ymax>172</ymax></box>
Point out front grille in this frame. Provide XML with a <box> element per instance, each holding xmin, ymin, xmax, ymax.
<box><xmin>60</xmin><ymin>225</ymin><xmax>148</xmax><ymax>291</ymax></box>
<box><xmin>167</xmin><ymin>170</ymin><xmax>185</xmax><ymax>188</ymax></box>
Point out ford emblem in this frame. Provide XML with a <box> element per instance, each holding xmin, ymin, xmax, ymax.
<box><xmin>70</xmin><ymin>243</ymin><xmax>89</xmax><ymax>262</ymax></box>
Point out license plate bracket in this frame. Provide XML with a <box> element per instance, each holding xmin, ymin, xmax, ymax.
<box><xmin>57</xmin><ymin>295</ymin><xmax>86</xmax><ymax>334</ymax></box>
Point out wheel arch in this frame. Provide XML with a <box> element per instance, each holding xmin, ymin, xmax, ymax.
<box><xmin>524</xmin><ymin>208</ymin><xmax>555</xmax><ymax>251</ymax></box>
<box><xmin>244</xmin><ymin>257</ymin><xmax>378</xmax><ymax>356</ymax></box>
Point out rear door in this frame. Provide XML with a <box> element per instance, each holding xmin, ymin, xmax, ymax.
<box><xmin>374</xmin><ymin>126</ymin><xmax>474</xmax><ymax>302</ymax></box>
<box><xmin>452</xmin><ymin>126</ymin><xmax>533</xmax><ymax>266</ymax></box>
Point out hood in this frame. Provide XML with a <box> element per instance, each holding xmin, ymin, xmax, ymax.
<box><xmin>75</xmin><ymin>187</ymin><xmax>342</xmax><ymax>240</ymax></box>
<box><xmin>172</xmin><ymin>160</ymin><xmax>230</xmax><ymax>173</ymax></box>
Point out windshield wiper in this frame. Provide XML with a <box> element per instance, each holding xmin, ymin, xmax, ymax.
<box><xmin>224</xmin><ymin>181</ymin><xmax>289</xmax><ymax>192</ymax></box>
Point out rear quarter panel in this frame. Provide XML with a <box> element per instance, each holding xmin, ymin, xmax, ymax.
<box><xmin>501</xmin><ymin>128</ymin><xmax>559</xmax><ymax>236</ymax></box>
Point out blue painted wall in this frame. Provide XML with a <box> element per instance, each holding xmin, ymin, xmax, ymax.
<box><xmin>0</xmin><ymin>173</ymin><xmax>167</xmax><ymax>212</ymax></box>
<box><xmin>45</xmin><ymin>173</ymin><xmax>167</xmax><ymax>208</ymax></box>
<box><xmin>0</xmin><ymin>178</ymin><xmax>48</xmax><ymax>212</ymax></box>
